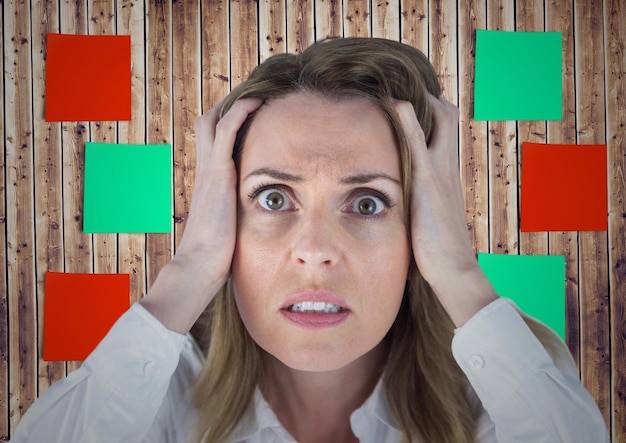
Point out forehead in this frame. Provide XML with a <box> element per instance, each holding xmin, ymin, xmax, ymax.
<box><xmin>240</xmin><ymin>92</ymin><xmax>400</xmax><ymax>178</ymax></box>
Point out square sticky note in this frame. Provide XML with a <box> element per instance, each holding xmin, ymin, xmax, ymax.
<box><xmin>478</xmin><ymin>253</ymin><xmax>566</xmax><ymax>340</ymax></box>
<box><xmin>474</xmin><ymin>30</ymin><xmax>562</xmax><ymax>121</ymax></box>
<box><xmin>521</xmin><ymin>142</ymin><xmax>607</xmax><ymax>232</ymax></box>
<box><xmin>45</xmin><ymin>33</ymin><xmax>131</xmax><ymax>121</ymax></box>
<box><xmin>84</xmin><ymin>142</ymin><xmax>172</xmax><ymax>233</ymax></box>
<box><xmin>44</xmin><ymin>272</ymin><xmax>130</xmax><ymax>361</ymax></box>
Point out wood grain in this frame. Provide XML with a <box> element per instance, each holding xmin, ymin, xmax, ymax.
<box><xmin>1</xmin><ymin>4</ymin><xmax>9</xmax><ymax>442</ymax></box>
<box><xmin>315</xmin><ymin>0</ymin><xmax>343</xmax><ymax>39</ymax></box>
<box><xmin>6</xmin><ymin>0</ymin><xmax>37</xmax><ymax>430</ymax></box>
<box><xmin>287</xmin><ymin>0</ymin><xmax>314</xmax><ymax>53</ymax></box>
<box><xmin>516</xmin><ymin>0</ymin><xmax>548</xmax><ymax>259</ymax></box>
<box><xmin>260</xmin><ymin>0</ymin><xmax>287</xmax><ymax>60</ymax></box>
<box><xmin>2</xmin><ymin>2</ymin><xmax>624</xmax><ymax>440</ymax></box>
<box><xmin>574</xmin><ymin>0</ymin><xmax>611</xmax><ymax>427</ymax></box>
<box><xmin>400</xmin><ymin>0</ymin><xmax>427</xmax><ymax>51</ymax></box>
<box><xmin>458</xmin><ymin>0</ymin><xmax>489</xmax><ymax>255</ymax></box>
<box><xmin>60</xmin><ymin>0</ymin><xmax>92</xmax><ymax>376</ymax></box>
<box><xmin>487</xmin><ymin>0</ymin><xmax>518</xmax><ymax>257</ymax></box>
<box><xmin>201</xmin><ymin>0</ymin><xmax>230</xmax><ymax>110</ymax></box>
<box><xmin>343</xmin><ymin>0</ymin><xmax>370</xmax><ymax>37</ymax></box>
<box><xmin>146</xmin><ymin>1</ymin><xmax>174</xmax><ymax>288</ymax></box>
<box><xmin>605</xmin><ymin>1</ymin><xmax>626</xmax><ymax>439</ymax></box>
<box><xmin>372</xmin><ymin>0</ymin><xmax>400</xmax><ymax>39</ymax></box>
<box><xmin>230</xmin><ymin>0</ymin><xmax>259</xmax><ymax>87</ymax></box>
<box><xmin>31</xmin><ymin>0</ymin><xmax>66</xmax><ymax>396</ymax></box>
<box><xmin>89</xmin><ymin>0</ymin><xmax>119</xmax><ymax>281</ymax></box>
<box><xmin>173</xmin><ymin>0</ymin><xmax>201</xmax><ymax>252</ymax></box>
<box><xmin>546</xmin><ymin>0</ymin><xmax>580</xmax><ymax>366</ymax></box>
<box><xmin>429</xmin><ymin>0</ymin><xmax>457</xmax><ymax>103</ymax></box>
<box><xmin>117</xmin><ymin>0</ymin><xmax>148</xmax><ymax>305</ymax></box>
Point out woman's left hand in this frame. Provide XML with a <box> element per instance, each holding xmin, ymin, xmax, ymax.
<box><xmin>395</xmin><ymin>96</ymin><xmax>497</xmax><ymax>327</ymax></box>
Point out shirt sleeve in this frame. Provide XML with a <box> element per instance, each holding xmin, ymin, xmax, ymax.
<box><xmin>10</xmin><ymin>302</ymin><xmax>189</xmax><ymax>443</ymax></box>
<box><xmin>452</xmin><ymin>298</ymin><xmax>610</xmax><ymax>443</ymax></box>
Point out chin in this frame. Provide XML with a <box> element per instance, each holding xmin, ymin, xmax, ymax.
<box><xmin>258</xmin><ymin>333</ymin><xmax>389</xmax><ymax>374</ymax></box>
<box><xmin>272</xmin><ymin>349</ymin><xmax>357</xmax><ymax>373</ymax></box>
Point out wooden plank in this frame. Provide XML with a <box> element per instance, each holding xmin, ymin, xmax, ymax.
<box><xmin>146</xmin><ymin>1</ymin><xmax>174</xmax><ymax>287</ymax></box>
<box><xmin>31</xmin><ymin>0</ymin><xmax>66</xmax><ymax>396</ymax></box>
<box><xmin>429</xmin><ymin>0</ymin><xmax>457</xmax><ymax>103</ymax></box>
<box><xmin>89</xmin><ymin>0</ymin><xmax>119</xmax><ymax>277</ymax></box>
<box><xmin>315</xmin><ymin>0</ymin><xmax>343</xmax><ymax>39</ymax></box>
<box><xmin>3</xmin><ymin>2</ymin><xmax>625</xmax><ymax>441</ymax></box>
<box><xmin>60</xmin><ymin>0</ymin><xmax>93</xmax><ymax>375</ymax></box>
<box><xmin>400</xmin><ymin>0</ymin><xmax>428</xmax><ymax>52</ymax></box>
<box><xmin>5</xmin><ymin>0</ymin><xmax>38</xmax><ymax>429</ymax></box>
<box><xmin>287</xmin><ymin>0</ymin><xmax>314</xmax><ymax>53</ymax></box>
<box><xmin>190</xmin><ymin>0</ymin><xmax>229</xmax><ymax>343</ymax></box>
<box><xmin>546</xmin><ymin>0</ymin><xmax>580</xmax><ymax>365</ymax></box>
<box><xmin>172</xmin><ymin>0</ymin><xmax>201</xmax><ymax>252</ymax></box>
<box><xmin>458</xmin><ymin>0</ymin><xmax>489</xmax><ymax>255</ymax></box>
<box><xmin>516</xmin><ymin>0</ymin><xmax>548</xmax><ymax>258</ymax></box>
<box><xmin>574</xmin><ymin>0</ymin><xmax>611</xmax><ymax>427</ymax></box>
<box><xmin>343</xmin><ymin>0</ymin><xmax>370</xmax><ymax>37</ymax></box>
<box><xmin>260</xmin><ymin>0</ymin><xmax>287</xmax><ymax>61</ymax></box>
<box><xmin>604</xmin><ymin>1</ymin><xmax>626</xmax><ymax>440</ymax></box>
<box><xmin>201</xmin><ymin>0</ymin><xmax>230</xmax><ymax>110</ymax></box>
<box><xmin>0</xmin><ymin>3</ymin><xmax>8</xmax><ymax>441</ymax></box>
<box><xmin>372</xmin><ymin>0</ymin><xmax>400</xmax><ymax>39</ymax></box>
<box><xmin>230</xmin><ymin>0</ymin><xmax>259</xmax><ymax>87</ymax></box>
<box><xmin>487</xmin><ymin>0</ymin><xmax>518</xmax><ymax>256</ymax></box>
<box><xmin>117</xmin><ymin>0</ymin><xmax>148</xmax><ymax>304</ymax></box>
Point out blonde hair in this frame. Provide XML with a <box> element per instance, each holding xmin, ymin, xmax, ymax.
<box><xmin>191</xmin><ymin>37</ymin><xmax>572</xmax><ymax>443</ymax></box>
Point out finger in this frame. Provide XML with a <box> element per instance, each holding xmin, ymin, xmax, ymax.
<box><xmin>393</xmin><ymin>100</ymin><xmax>433</xmax><ymax>182</ymax></box>
<box><xmin>426</xmin><ymin>95</ymin><xmax>466</xmax><ymax>209</ymax></box>
<box><xmin>426</xmin><ymin>94</ymin><xmax>460</xmax><ymax>172</ymax></box>
<box><xmin>194</xmin><ymin>101</ymin><xmax>222</xmax><ymax>164</ymax></box>
<box><xmin>212</xmin><ymin>97</ymin><xmax>263</xmax><ymax>163</ymax></box>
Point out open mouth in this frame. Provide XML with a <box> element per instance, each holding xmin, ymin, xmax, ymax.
<box><xmin>286</xmin><ymin>301</ymin><xmax>345</xmax><ymax>314</ymax></box>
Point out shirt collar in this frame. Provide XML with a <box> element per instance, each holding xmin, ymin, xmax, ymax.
<box><xmin>229</xmin><ymin>378</ymin><xmax>400</xmax><ymax>441</ymax></box>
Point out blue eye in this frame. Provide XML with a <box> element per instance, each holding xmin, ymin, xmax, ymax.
<box><xmin>257</xmin><ymin>188</ymin><xmax>293</xmax><ymax>211</ymax></box>
<box><xmin>352</xmin><ymin>195</ymin><xmax>385</xmax><ymax>215</ymax></box>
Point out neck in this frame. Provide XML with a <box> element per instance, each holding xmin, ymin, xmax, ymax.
<box><xmin>260</xmin><ymin>340</ymin><xmax>389</xmax><ymax>443</ymax></box>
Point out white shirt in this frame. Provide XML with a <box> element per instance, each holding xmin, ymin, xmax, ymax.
<box><xmin>10</xmin><ymin>298</ymin><xmax>609</xmax><ymax>443</ymax></box>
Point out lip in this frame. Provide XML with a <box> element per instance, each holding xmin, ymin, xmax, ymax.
<box><xmin>280</xmin><ymin>310</ymin><xmax>350</xmax><ymax>329</ymax></box>
<box><xmin>280</xmin><ymin>290</ymin><xmax>350</xmax><ymax>311</ymax></box>
<box><xmin>280</xmin><ymin>290</ymin><xmax>350</xmax><ymax>329</ymax></box>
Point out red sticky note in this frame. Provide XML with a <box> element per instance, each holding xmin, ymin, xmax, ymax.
<box><xmin>521</xmin><ymin>142</ymin><xmax>607</xmax><ymax>232</ymax></box>
<box><xmin>43</xmin><ymin>272</ymin><xmax>130</xmax><ymax>361</ymax></box>
<box><xmin>45</xmin><ymin>33</ymin><xmax>131</xmax><ymax>121</ymax></box>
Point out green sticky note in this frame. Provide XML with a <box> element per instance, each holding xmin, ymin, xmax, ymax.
<box><xmin>478</xmin><ymin>253</ymin><xmax>566</xmax><ymax>340</ymax></box>
<box><xmin>474</xmin><ymin>30</ymin><xmax>562</xmax><ymax>121</ymax></box>
<box><xmin>84</xmin><ymin>142</ymin><xmax>172</xmax><ymax>233</ymax></box>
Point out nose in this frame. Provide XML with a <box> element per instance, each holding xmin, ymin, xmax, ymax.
<box><xmin>290</xmin><ymin>211</ymin><xmax>341</xmax><ymax>268</ymax></box>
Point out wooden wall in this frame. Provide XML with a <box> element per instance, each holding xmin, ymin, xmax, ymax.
<box><xmin>1</xmin><ymin>0</ymin><xmax>624</xmax><ymax>441</ymax></box>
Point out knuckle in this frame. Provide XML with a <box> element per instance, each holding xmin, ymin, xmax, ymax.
<box><xmin>194</xmin><ymin>114</ymin><xmax>207</xmax><ymax>132</ymax></box>
<box><xmin>214</xmin><ymin>114</ymin><xmax>236</xmax><ymax>135</ymax></box>
<box><xmin>407</xmin><ymin>125</ymin><xmax>426</xmax><ymax>143</ymax></box>
<box><xmin>195</xmin><ymin>107</ymin><xmax>219</xmax><ymax>133</ymax></box>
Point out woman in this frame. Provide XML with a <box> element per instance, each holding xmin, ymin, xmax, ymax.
<box><xmin>11</xmin><ymin>38</ymin><xmax>608</xmax><ymax>443</ymax></box>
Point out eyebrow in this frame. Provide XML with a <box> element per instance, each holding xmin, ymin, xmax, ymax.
<box><xmin>242</xmin><ymin>168</ymin><xmax>304</xmax><ymax>183</ymax></box>
<box><xmin>242</xmin><ymin>168</ymin><xmax>401</xmax><ymax>186</ymax></box>
<box><xmin>339</xmin><ymin>173</ymin><xmax>401</xmax><ymax>186</ymax></box>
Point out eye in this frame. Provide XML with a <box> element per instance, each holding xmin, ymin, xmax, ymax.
<box><xmin>257</xmin><ymin>188</ymin><xmax>293</xmax><ymax>211</ymax></box>
<box><xmin>351</xmin><ymin>195</ymin><xmax>386</xmax><ymax>216</ymax></box>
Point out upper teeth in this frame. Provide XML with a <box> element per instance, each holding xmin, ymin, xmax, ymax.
<box><xmin>290</xmin><ymin>301</ymin><xmax>342</xmax><ymax>313</ymax></box>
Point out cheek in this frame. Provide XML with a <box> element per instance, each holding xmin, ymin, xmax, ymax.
<box><xmin>230</xmin><ymin>228</ymin><xmax>280</xmax><ymax>321</ymax></box>
<box><xmin>371</xmin><ymin>240</ymin><xmax>411</xmax><ymax>303</ymax></box>
<box><xmin>232</xmin><ymin>227</ymin><xmax>279</xmax><ymax>281</ymax></box>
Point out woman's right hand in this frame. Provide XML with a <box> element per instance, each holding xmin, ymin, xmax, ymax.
<box><xmin>140</xmin><ymin>98</ymin><xmax>263</xmax><ymax>334</ymax></box>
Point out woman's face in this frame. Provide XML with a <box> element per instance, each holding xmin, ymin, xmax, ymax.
<box><xmin>232</xmin><ymin>92</ymin><xmax>411</xmax><ymax>372</ymax></box>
